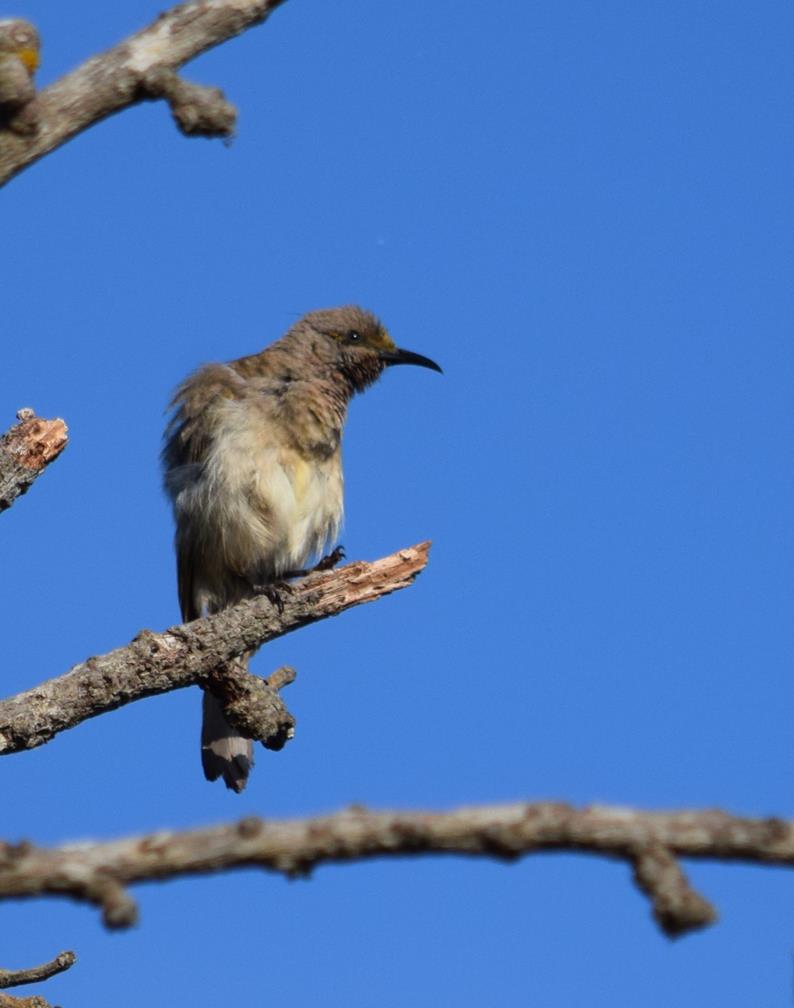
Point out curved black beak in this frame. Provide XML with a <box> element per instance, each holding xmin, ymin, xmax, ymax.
<box><xmin>380</xmin><ymin>347</ymin><xmax>443</xmax><ymax>373</ymax></box>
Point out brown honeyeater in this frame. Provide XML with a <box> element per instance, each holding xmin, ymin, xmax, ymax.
<box><xmin>162</xmin><ymin>305</ymin><xmax>441</xmax><ymax>791</ymax></box>
<box><xmin>0</xmin><ymin>19</ymin><xmax>39</xmax><ymax>115</ymax></box>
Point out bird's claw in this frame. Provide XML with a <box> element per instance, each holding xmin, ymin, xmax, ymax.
<box><xmin>252</xmin><ymin>581</ymin><xmax>293</xmax><ymax>612</ymax></box>
<box><xmin>265</xmin><ymin>547</ymin><xmax>345</xmax><ymax>587</ymax></box>
<box><xmin>313</xmin><ymin>545</ymin><xmax>346</xmax><ymax>572</ymax></box>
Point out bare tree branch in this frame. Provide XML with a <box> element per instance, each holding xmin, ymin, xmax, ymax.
<box><xmin>0</xmin><ymin>0</ymin><xmax>288</xmax><ymax>186</ymax></box>
<box><xmin>0</xmin><ymin>951</ymin><xmax>75</xmax><ymax>990</ymax></box>
<box><xmin>1</xmin><ymin>802</ymin><xmax>791</xmax><ymax>935</ymax></box>
<box><xmin>0</xmin><ymin>543</ymin><xmax>430</xmax><ymax>755</ymax></box>
<box><xmin>0</xmin><ymin>410</ymin><xmax>67</xmax><ymax>514</ymax></box>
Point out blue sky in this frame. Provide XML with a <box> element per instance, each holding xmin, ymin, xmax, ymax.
<box><xmin>2</xmin><ymin>1</ymin><xmax>793</xmax><ymax>1004</ymax></box>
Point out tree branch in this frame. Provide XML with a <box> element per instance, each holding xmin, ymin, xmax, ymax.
<box><xmin>0</xmin><ymin>0</ymin><xmax>288</xmax><ymax>186</ymax></box>
<box><xmin>0</xmin><ymin>543</ymin><xmax>430</xmax><ymax>755</ymax></box>
<box><xmin>0</xmin><ymin>950</ymin><xmax>75</xmax><ymax>1008</ymax></box>
<box><xmin>1</xmin><ymin>802</ymin><xmax>791</xmax><ymax>935</ymax></box>
<box><xmin>0</xmin><ymin>410</ymin><xmax>68</xmax><ymax>514</ymax></box>
<box><xmin>0</xmin><ymin>951</ymin><xmax>75</xmax><ymax>990</ymax></box>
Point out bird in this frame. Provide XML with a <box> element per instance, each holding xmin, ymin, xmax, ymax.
<box><xmin>0</xmin><ymin>19</ymin><xmax>40</xmax><ymax>119</ymax></box>
<box><xmin>162</xmin><ymin>305</ymin><xmax>441</xmax><ymax>791</ymax></box>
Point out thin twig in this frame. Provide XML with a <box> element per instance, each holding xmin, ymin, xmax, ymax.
<box><xmin>0</xmin><ymin>949</ymin><xmax>75</xmax><ymax>1008</ymax></box>
<box><xmin>0</xmin><ymin>951</ymin><xmax>75</xmax><ymax>989</ymax></box>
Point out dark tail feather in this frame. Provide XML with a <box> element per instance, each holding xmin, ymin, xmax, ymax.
<box><xmin>201</xmin><ymin>689</ymin><xmax>254</xmax><ymax>793</ymax></box>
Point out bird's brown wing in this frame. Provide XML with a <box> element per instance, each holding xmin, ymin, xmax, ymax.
<box><xmin>162</xmin><ymin>363</ymin><xmax>248</xmax><ymax>620</ymax></box>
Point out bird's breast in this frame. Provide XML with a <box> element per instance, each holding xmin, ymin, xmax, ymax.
<box><xmin>276</xmin><ymin>449</ymin><xmax>344</xmax><ymax>567</ymax></box>
<box><xmin>195</xmin><ymin>396</ymin><xmax>343</xmax><ymax>579</ymax></box>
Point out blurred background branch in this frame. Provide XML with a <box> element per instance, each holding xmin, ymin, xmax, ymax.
<box><xmin>0</xmin><ymin>0</ymin><xmax>287</xmax><ymax>185</ymax></box>
<box><xmin>1</xmin><ymin>803</ymin><xmax>791</xmax><ymax>936</ymax></box>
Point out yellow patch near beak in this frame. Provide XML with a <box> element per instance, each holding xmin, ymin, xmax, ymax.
<box><xmin>17</xmin><ymin>47</ymin><xmax>39</xmax><ymax>73</ymax></box>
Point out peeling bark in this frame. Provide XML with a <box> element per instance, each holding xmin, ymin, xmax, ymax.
<box><xmin>0</xmin><ymin>411</ymin><xmax>67</xmax><ymax>513</ymax></box>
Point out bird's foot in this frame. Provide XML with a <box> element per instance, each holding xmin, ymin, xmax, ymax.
<box><xmin>313</xmin><ymin>545</ymin><xmax>346</xmax><ymax>572</ymax></box>
<box><xmin>280</xmin><ymin>546</ymin><xmax>346</xmax><ymax>582</ymax></box>
<box><xmin>251</xmin><ymin>581</ymin><xmax>293</xmax><ymax>613</ymax></box>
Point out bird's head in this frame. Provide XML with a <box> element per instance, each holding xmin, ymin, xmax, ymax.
<box><xmin>0</xmin><ymin>19</ymin><xmax>40</xmax><ymax>73</ymax></box>
<box><xmin>292</xmin><ymin>305</ymin><xmax>442</xmax><ymax>392</ymax></box>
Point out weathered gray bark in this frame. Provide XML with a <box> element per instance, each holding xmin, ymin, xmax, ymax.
<box><xmin>0</xmin><ymin>543</ymin><xmax>431</xmax><ymax>754</ymax></box>
<box><xmin>2</xmin><ymin>802</ymin><xmax>791</xmax><ymax>936</ymax></box>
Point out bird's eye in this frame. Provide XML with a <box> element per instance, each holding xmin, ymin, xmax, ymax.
<box><xmin>346</xmin><ymin>330</ymin><xmax>362</xmax><ymax>344</ymax></box>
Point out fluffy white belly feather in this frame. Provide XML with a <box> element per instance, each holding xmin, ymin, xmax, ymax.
<box><xmin>190</xmin><ymin>397</ymin><xmax>343</xmax><ymax>579</ymax></box>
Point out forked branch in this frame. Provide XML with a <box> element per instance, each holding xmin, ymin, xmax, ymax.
<box><xmin>0</xmin><ymin>0</ymin><xmax>288</xmax><ymax>186</ymax></box>
<box><xmin>0</xmin><ymin>543</ymin><xmax>430</xmax><ymax>755</ymax></box>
